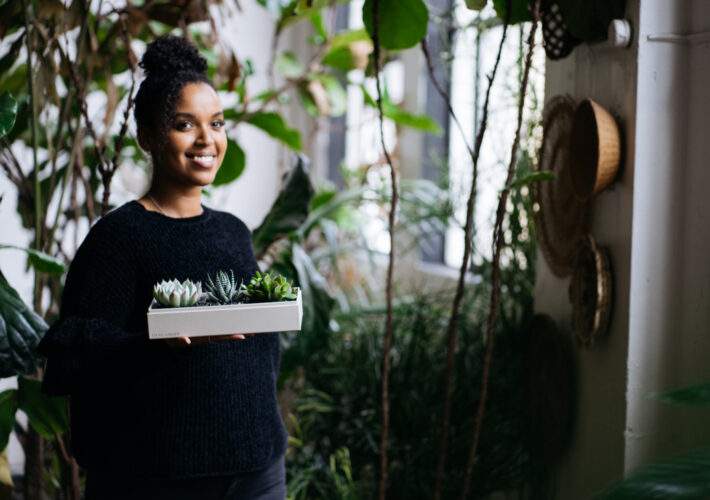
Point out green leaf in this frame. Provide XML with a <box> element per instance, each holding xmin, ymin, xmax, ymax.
<box><xmin>322</xmin><ymin>46</ymin><xmax>357</xmax><ymax>71</ymax></box>
<box><xmin>212</xmin><ymin>139</ymin><xmax>246</xmax><ymax>187</ymax></box>
<box><xmin>17</xmin><ymin>376</ymin><xmax>69</xmax><ymax>439</ymax></box>
<box><xmin>299</xmin><ymin>185</ymin><xmax>368</xmax><ymax>238</ymax></box>
<box><xmin>506</xmin><ymin>171</ymin><xmax>555</xmax><ymax>191</ymax></box>
<box><xmin>0</xmin><ymin>389</ymin><xmax>17</xmax><ymax>450</ymax></box>
<box><xmin>0</xmin><ymin>92</ymin><xmax>17</xmax><ymax>139</ymax></box>
<box><xmin>465</xmin><ymin>0</ymin><xmax>488</xmax><ymax>9</ymax></box>
<box><xmin>596</xmin><ymin>448</ymin><xmax>710</xmax><ymax>499</ymax></box>
<box><xmin>287</xmin><ymin>242</ymin><xmax>336</xmax><ymax>354</ymax></box>
<box><xmin>295</xmin><ymin>0</ymin><xmax>330</xmax><ymax>14</ymax></box>
<box><xmin>493</xmin><ymin>0</ymin><xmax>532</xmax><ymax>24</ymax></box>
<box><xmin>362</xmin><ymin>0</ymin><xmax>429</xmax><ymax>50</ymax></box>
<box><xmin>0</xmin><ymin>245</ymin><xmax>65</xmax><ymax>275</ymax></box>
<box><xmin>245</xmin><ymin>112</ymin><xmax>302</xmax><ymax>151</ymax></box>
<box><xmin>308</xmin><ymin>10</ymin><xmax>328</xmax><ymax>42</ymax></box>
<box><xmin>4</xmin><ymin>93</ymin><xmax>28</xmax><ymax>144</ymax></box>
<box><xmin>323</xmin><ymin>29</ymin><xmax>372</xmax><ymax>70</ymax></box>
<box><xmin>362</xmin><ymin>86</ymin><xmax>442</xmax><ymax>134</ymax></box>
<box><xmin>329</xmin><ymin>28</ymin><xmax>370</xmax><ymax>51</ymax></box>
<box><xmin>0</xmin><ymin>269</ymin><xmax>47</xmax><ymax>378</ymax></box>
<box><xmin>275</xmin><ymin>51</ymin><xmax>304</xmax><ymax>79</ymax></box>
<box><xmin>381</xmin><ymin>101</ymin><xmax>441</xmax><ymax>134</ymax></box>
<box><xmin>317</xmin><ymin>74</ymin><xmax>347</xmax><ymax>117</ymax></box>
<box><xmin>653</xmin><ymin>383</ymin><xmax>710</xmax><ymax>407</ymax></box>
<box><xmin>252</xmin><ymin>155</ymin><xmax>315</xmax><ymax>257</ymax></box>
<box><xmin>297</xmin><ymin>85</ymin><xmax>320</xmax><ymax>117</ymax></box>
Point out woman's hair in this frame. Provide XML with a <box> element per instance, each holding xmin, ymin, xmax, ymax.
<box><xmin>133</xmin><ymin>35</ymin><xmax>213</xmax><ymax>151</ymax></box>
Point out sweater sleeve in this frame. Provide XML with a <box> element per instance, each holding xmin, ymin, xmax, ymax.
<box><xmin>37</xmin><ymin>216</ymin><xmax>148</xmax><ymax>396</ymax></box>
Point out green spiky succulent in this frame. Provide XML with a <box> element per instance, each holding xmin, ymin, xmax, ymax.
<box><xmin>153</xmin><ymin>279</ymin><xmax>203</xmax><ymax>307</ymax></box>
<box><xmin>239</xmin><ymin>271</ymin><xmax>297</xmax><ymax>303</ymax></box>
<box><xmin>205</xmin><ymin>269</ymin><xmax>243</xmax><ymax>305</ymax></box>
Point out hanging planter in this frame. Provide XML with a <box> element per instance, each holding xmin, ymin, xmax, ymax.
<box><xmin>146</xmin><ymin>270</ymin><xmax>303</xmax><ymax>339</ymax></box>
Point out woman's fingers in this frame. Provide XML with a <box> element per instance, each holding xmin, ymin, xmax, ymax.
<box><xmin>165</xmin><ymin>334</ymin><xmax>252</xmax><ymax>347</ymax></box>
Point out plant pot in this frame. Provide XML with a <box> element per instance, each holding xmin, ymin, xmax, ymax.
<box><xmin>569</xmin><ymin>98</ymin><xmax>621</xmax><ymax>199</ymax></box>
<box><xmin>147</xmin><ymin>288</ymin><xmax>303</xmax><ymax>339</ymax></box>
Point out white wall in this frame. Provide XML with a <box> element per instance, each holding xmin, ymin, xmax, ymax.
<box><xmin>537</xmin><ymin>0</ymin><xmax>710</xmax><ymax>496</ymax></box>
<box><xmin>535</xmin><ymin>2</ymin><xmax>639</xmax><ymax>494</ymax></box>
<box><xmin>626</xmin><ymin>0</ymin><xmax>710</xmax><ymax>473</ymax></box>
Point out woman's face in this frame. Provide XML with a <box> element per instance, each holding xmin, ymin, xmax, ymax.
<box><xmin>153</xmin><ymin>82</ymin><xmax>228</xmax><ymax>188</ymax></box>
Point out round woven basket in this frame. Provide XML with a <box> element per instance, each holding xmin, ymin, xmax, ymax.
<box><xmin>568</xmin><ymin>235</ymin><xmax>613</xmax><ymax>347</ymax></box>
<box><xmin>569</xmin><ymin>99</ymin><xmax>621</xmax><ymax>200</ymax></box>
<box><xmin>534</xmin><ymin>95</ymin><xmax>591</xmax><ymax>277</ymax></box>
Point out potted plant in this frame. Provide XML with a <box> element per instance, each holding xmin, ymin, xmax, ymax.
<box><xmin>146</xmin><ymin>270</ymin><xmax>302</xmax><ymax>339</ymax></box>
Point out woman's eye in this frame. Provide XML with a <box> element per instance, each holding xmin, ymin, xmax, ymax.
<box><xmin>175</xmin><ymin>120</ymin><xmax>224</xmax><ymax>131</ymax></box>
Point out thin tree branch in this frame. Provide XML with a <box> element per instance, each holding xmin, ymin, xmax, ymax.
<box><xmin>425</xmin><ymin>8</ymin><xmax>512</xmax><ymax>499</ymax></box>
<box><xmin>460</xmin><ymin>3</ymin><xmax>541</xmax><ymax>498</ymax></box>
<box><xmin>22</xmin><ymin>0</ymin><xmax>41</xmax><ymax>256</ymax></box>
<box><xmin>372</xmin><ymin>1</ymin><xmax>398</xmax><ymax>499</ymax></box>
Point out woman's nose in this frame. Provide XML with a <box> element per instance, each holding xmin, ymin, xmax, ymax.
<box><xmin>195</xmin><ymin>123</ymin><xmax>215</xmax><ymax>145</ymax></box>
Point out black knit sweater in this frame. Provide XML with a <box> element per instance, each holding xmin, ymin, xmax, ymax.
<box><xmin>36</xmin><ymin>200</ymin><xmax>288</xmax><ymax>479</ymax></box>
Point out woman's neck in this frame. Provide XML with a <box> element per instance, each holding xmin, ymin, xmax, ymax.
<box><xmin>140</xmin><ymin>185</ymin><xmax>204</xmax><ymax>218</ymax></box>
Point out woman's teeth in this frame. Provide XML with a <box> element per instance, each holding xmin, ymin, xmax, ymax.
<box><xmin>189</xmin><ymin>155</ymin><xmax>215</xmax><ymax>168</ymax></box>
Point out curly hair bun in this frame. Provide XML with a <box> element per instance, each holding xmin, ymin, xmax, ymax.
<box><xmin>139</xmin><ymin>35</ymin><xmax>208</xmax><ymax>79</ymax></box>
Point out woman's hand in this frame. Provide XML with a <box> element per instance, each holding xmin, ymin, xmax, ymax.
<box><xmin>164</xmin><ymin>333</ymin><xmax>252</xmax><ymax>348</ymax></box>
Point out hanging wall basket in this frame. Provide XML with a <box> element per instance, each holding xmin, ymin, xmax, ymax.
<box><xmin>541</xmin><ymin>0</ymin><xmax>581</xmax><ymax>60</ymax></box>
<box><xmin>534</xmin><ymin>95</ymin><xmax>591</xmax><ymax>277</ymax></box>
<box><xmin>569</xmin><ymin>98</ymin><xmax>622</xmax><ymax>200</ymax></box>
<box><xmin>569</xmin><ymin>235</ymin><xmax>613</xmax><ymax>347</ymax></box>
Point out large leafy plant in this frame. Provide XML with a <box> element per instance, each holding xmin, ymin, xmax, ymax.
<box><xmin>0</xmin><ymin>0</ymin><xmax>546</xmax><ymax>499</ymax></box>
<box><xmin>597</xmin><ymin>383</ymin><xmax>710</xmax><ymax>499</ymax></box>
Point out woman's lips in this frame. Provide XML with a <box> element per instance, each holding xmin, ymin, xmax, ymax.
<box><xmin>187</xmin><ymin>155</ymin><xmax>216</xmax><ymax>169</ymax></box>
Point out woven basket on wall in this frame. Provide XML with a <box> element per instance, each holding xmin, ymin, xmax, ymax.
<box><xmin>533</xmin><ymin>95</ymin><xmax>591</xmax><ymax>277</ymax></box>
<box><xmin>569</xmin><ymin>235</ymin><xmax>613</xmax><ymax>347</ymax></box>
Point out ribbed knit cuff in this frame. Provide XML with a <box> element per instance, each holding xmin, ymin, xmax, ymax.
<box><xmin>37</xmin><ymin>316</ymin><xmax>149</xmax><ymax>396</ymax></box>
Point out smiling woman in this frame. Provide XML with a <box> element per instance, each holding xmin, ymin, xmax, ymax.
<box><xmin>133</xmin><ymin>38</ymin><xmax>228</xmax><ymax>218</ymax></box>
<box><xmin>35</xmin><ymin>35</ymin><xmax>288</xmax><ymax>500</ymax></box>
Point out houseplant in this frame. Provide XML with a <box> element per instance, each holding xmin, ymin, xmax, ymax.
<box><xmin>146</xmin><ymin>269</ymin><xmax>302</xmax><ymax>339</ymax></box>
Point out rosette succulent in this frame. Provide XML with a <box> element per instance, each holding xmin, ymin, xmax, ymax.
<box><xmin>239</xmin><ymin>271</ymin><xmax>297</xmax><ymax>303</ymax></box>
<box><xmin>205</xmin><ymin>269</ymin><xmax>243</xmax><ymax>304</ymax></box>
<box><xmin>153</xmin><ymin>279</ymin><xmax>203</xmax><ymax>307</ymax></box>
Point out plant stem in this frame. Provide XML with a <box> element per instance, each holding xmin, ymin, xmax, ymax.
<box><xmin>459</xmin><ymin>3</ymin><xmax>540</xmax><ymax>498</ymax></box>
<box><xmin>22</xmin><ymin>0</ymin><xmax>41</xmax><ymax>255</ymax></box>
<box><xmin>423</xmin><ymin>10</ymin><xmax>511</xmax><ymax>499</ymax></box>
<box><xmin>372</xmin><ymin>0</ymin><xmax>398</xmax><ymax>498</ymax></box>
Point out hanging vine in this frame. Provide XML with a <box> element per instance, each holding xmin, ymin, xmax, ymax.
<box><xmin>369</xmin><ymin>1</ymin><xmax>399</xmax><ymax>498</ymax></box>
<box><xmin>420</xmin><ymin>4</ymin><xmax>512</xmax><ymax>497</ymax></box>
<box><xmin>460</xmin><ymin>1</ymin><xmax>541</xmax><ymax>497</ymax></box>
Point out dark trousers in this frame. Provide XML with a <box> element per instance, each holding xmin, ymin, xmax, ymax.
<box><xmin>84</xmin><ymin>455</ymin><xmax>286</xmax><ymax>500</ymax></box>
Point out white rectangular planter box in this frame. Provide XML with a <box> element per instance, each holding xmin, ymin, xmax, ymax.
<box><xmin>147</xmin><ymin>288</ymin><xmax>302</xmax><ymax>339</ymax></box>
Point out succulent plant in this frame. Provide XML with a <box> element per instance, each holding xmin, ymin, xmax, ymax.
<box><xmin>205</xmin><ymin>269</ymin><xmax>243</xmax><ymax>305</ymax></box>
<box><xmin>239</xmin><ymin>271</ymin><xmax>297</xmax><ymax>303</ymax></box>
<box><xmin>153</xmin><ymin>278</ymin><xmax>203</xmax><ymax>307</ymax></box>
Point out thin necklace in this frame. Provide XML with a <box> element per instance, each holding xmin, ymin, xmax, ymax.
<box><xmin>146</xmin><ymin>194</ymin><xmax>203</xmax><ymax>218</ymax></box>
<box><xmin>147</xmin><ymin>193</ymin><xmax>168</xmax><ymax>216</ymax></box>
